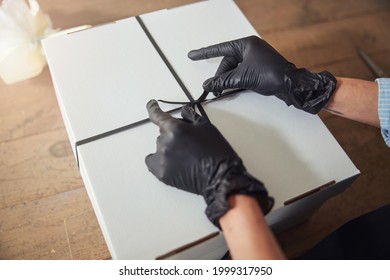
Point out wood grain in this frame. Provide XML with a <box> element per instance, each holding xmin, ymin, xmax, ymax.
<box><xmin>0</xmin><ymin>128</ymin><xmax>81</xmax><ymax>209</ymax></box>
<box><xmin>237</xmin><ymin>0</ymin><xmax>390</xmax><ymax>34</ymax></box>
<box><xmin>0</xmin><ymin>188</ymin><xmax>89</xmax><ymax>259</ymax></box>
<box><xmin>0</xmin><ymin>0</ymin><xmax>389</xmax><ymax>259</ymax></box>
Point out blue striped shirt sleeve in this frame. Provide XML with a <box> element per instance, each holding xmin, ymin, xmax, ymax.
<box><xmin>376</xmin><ymin>78</ymin><xmax>390</xmax><ymax>147</ymax></box>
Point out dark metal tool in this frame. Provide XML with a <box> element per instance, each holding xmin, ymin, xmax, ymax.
<box><xmin>357</xmin><ymin>48</ymin><xmax>388</xmax><ymax>78</ymax></box>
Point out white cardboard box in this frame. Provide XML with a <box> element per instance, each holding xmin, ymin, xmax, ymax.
<box><xmin>43</xmin><ymin>0</ymin><xmax>360</xmax><ymax>259</ymax></box>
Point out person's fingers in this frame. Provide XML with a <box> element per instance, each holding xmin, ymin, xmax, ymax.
<box><xmin>146</xmin><ymin>100</ymin><xmax>176</xmax><ymax>132</ymax></box>
<box><xmin>203</xmin><ymin>69</ymin><xmax>241</xmax><ymax>93</ymax></box>
<box><xmin>155</xmin><ymin>135</ymin><xmax>163</xmax><ymax>151</ymax></box>
<box><xmin>207</xmin><ymin>56</ymin><xmax>241</xmax><ymax>96</ymax></box>
<box><xmin>215</xmin><ymin>56</ymin><xmax>240</xmax><ymax>77</ymax></box>
<box><xmin>181</xmin><ymin>105</ymin><xmax>205</xmax><ymax>124</ymax></box>
<box><xmin>188</xmin><ymin>40</ymin><xmax>238</xmax><ymax>60</ymax></box>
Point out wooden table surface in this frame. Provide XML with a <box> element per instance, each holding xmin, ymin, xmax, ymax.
<box><xmin>1</xmin><ymin>0</ymin><xmax>389</xmax><ymax>259</ymax></box>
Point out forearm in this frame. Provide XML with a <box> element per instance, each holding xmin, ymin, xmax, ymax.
<box><xmin>323</xmin><ymin>77</ymin><xmax>379</xmax><ymax>127</ymax></box>
<box><xmin>219</xmin><ymin>195</ymin><xmax>285</xmax><ymax>260</ymax></box>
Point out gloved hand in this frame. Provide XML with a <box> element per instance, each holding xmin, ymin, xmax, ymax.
<box><xmin>188</xmin><ymin>36</ymin><xmax>337</xmax><ymax>114</ymax></box>
<box><xmin>145</xmin><ymin>100</ymin><xmax>273</xmax><ymax>228</ymax></box>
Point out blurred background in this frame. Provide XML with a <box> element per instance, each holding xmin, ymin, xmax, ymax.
<box><xmin>0</xmin><ymin>0</ymin><xmax>389</xmax><ymax>259</ymax></box>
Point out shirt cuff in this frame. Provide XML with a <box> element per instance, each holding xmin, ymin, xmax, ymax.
<box><xmin>376</xmin><ymin>78</ymin><xmax>390</xmax><ymax>147</ymax></box>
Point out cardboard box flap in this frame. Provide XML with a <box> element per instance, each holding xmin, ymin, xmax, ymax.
<box><xmin>141</xmin><ymin>0</ymin><xmax>258</xmax><ymax>99</ymax></box>
<box><xmin>42</xmin><ymin>17</ymin><xmax>188</xmax><ymax>146</ymax></box>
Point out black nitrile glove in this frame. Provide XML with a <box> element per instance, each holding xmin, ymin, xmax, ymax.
<box><xmin>145</xmin><ymin>100</ymin><xmax>273</xmax><ymax>228</ymax></box>
<box><xmin>188</xmin><ymin>36</ymin><xmax>336</xmax><ymax>114</ymax></box>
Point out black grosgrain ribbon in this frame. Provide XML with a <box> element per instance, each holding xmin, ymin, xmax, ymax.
<box><xmin>158</xmin><ymin>90</ymin><xmax>210</xmax><ymax>106</ymax></box>
<box><xmin>157</xmin><ymin>89</ymin><xmax>243</xmax><ymax>107</ymax></box>
<box><xmin>74</xmin><ymin>89</ymin><xmax>242</xmax><ymax>168</ymax></box>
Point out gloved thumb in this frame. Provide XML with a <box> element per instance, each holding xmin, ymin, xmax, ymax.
<box><xmin>181</xmin><ymin>105</ymin><xmax>205</xmax><ymax>124</ymax></box>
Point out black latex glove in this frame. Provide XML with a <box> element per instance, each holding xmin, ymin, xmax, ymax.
<box><xmin>188</xmin><ymin>36</ymin><xmax>336</xmax><ymax>114</ymax></box>
<box><xmin>145</xmin><ymin>100</ymin><xmax>273</xmax><ymax>228</ymax></box>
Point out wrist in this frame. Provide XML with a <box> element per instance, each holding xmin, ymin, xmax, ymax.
<box><xmin>324</xmin><ymin>77</ymin><xmax>380</xmax><ymax>127</ymax></box>
<box><xmin>284</xmin><ymin>68</ymin><xmax>337</xmax><ymax>114</ymax></box>
<box><xmin>219</xmin><ymin>195</ymin><xmax>262</xmax><ymax>230</ymax></box>
<box><xmin>203</xmin><ymin>158</ymin><xmax>273</xmax><ymax>228</ymax></box>
<box><xmin>219</xmin><ymin>194</ymin><xmax>286</xmax><ymax>260</ymax></box>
